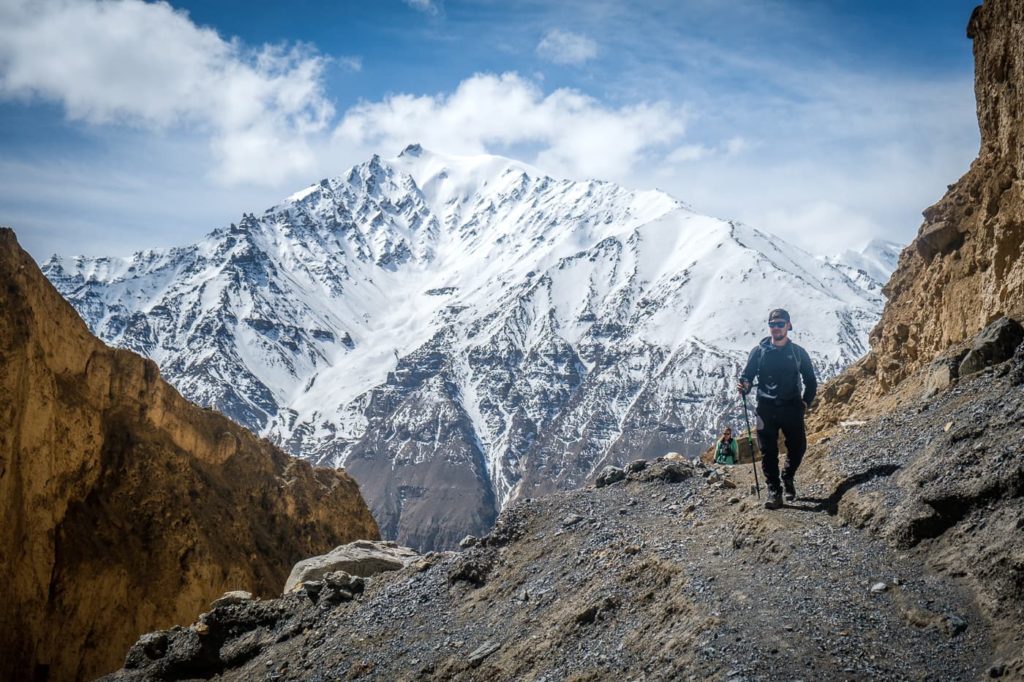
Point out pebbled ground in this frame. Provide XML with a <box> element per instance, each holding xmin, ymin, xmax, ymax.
<box><xmin>106</xmin><ymin>462</ymin><xmax>990</xmax><ymax>681</ymax></box>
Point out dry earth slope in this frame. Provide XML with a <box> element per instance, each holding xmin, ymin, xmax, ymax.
<box><xmin>0</xmin><ymin>227</ymin><xmax>380</xmax><ymax>682</ymax></box>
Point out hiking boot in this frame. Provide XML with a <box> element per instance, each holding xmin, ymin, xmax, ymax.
<box><xmin>783</xmin><ymin>477</ymin><xmax>797</xmax><ymax>502</ymax></box>
<box><xmin>764</xmin><ymin>488</ymin><xmax>783</xmax><ymax>510</ymax></box>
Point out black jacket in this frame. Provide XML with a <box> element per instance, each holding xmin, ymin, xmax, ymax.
<box><xmin>740</xmin><ymin>337</ymin><xmax>817</xmax><ymax>405</ymax></box>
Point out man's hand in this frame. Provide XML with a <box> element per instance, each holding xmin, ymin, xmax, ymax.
<box><xmin>737</xmin><ymin>379</ymin><xmax>751</xmax><ymax>396</ymax></box>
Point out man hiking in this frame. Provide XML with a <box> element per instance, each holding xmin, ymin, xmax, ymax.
<box><xmin>737</xmin><ymin>308</ymin><xmax>817</xmax><ymax>509</ymax></box>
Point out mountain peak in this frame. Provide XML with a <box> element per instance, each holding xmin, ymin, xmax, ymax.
<box><xmin>43</xmin><ymin>147</ymin><xmax>886</xmax><ymax>553</ymax></box>
<box><xmin>399</xmin><ymin>142</ymin><xmax>424</xmax><ymax>157</ymax></box>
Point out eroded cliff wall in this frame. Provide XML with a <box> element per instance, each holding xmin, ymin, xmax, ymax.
<box><xmin>0</xmin><ymin>228</ymin><xmax>380</xmax><ymax>681</ymax></box>
<box><xmin>818</xmin><ymin>0</ymin><xmax>1024</xmax><ymax>421</ymax></box>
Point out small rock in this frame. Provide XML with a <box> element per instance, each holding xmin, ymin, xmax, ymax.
<box><xmin>870</xmin><ymin>582</ymin><xmax>888</xmax><ymax>593</ymax></box>
<box><xmin>211</xmin><ymin>590</ymin><xmax>254</xmax><ymax>609</ymax></box>
<box><xmin>623</xmin><ymin>545</ymin><xmax>641</xmax><ymax>555</ymax></box>
<box><xmin>728</xmin><ymin>497</ymin><xmax>740</xmax><ymax>504</ymax></box>
<box><xmin>562</xmin><ymin>514</ymin><xmax>585</xmax><ymax>527</ymax></box>
<box><xmin>459</xmin><ymin>535</ymin><xmax>478</xmax><ymax>549</ymax></box>
<box><xmin>626</xmin><ymin>459</ymin><xmax>648</xmax><ymax>473</ymax></box>
<box><xmin>719</xmin><ymin>478</ymin><xmax>738</xmax><ymax>489</ymax></box>
<box><xmin>468</xmin><ymin>640</ymin><xmax>501</xmax><ymax>667</ymax></box>
<box><xmin>193</xmin><ymin>622</ymin><xmax>209</xmax><ymax>636</ymax></box>
<box><xmin>943</xmin><ymin>613</ymin><xmax>968</xmax><ymax>636</ymax></box>
<box><xmin>300</xmin><ymin>581</ymin><xmax>324</xmax><ymax>599</ymax></box>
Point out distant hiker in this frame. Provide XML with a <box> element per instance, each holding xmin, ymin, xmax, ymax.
<box><xmin>737</xmin><ymin>308</ymin><xmax>817</xmax><ymax>509</ymax></box>
<box><xmin>714</xmin><ymin>427</ymin><xmax>738</xmax><ymax>465</ymax></box>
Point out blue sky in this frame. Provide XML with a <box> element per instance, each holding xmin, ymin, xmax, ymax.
<box><xmin>0</xmin><ymin>0</ymin><xmax>980</xmax><ymax>260</ymax></box>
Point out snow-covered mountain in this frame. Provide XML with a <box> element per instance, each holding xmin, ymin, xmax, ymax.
<box><xmin>825</xmin><ymin>239</ymin><xmax>902</xmax><ymax>295</ymax></box>
<box><xmin>44</xmin><ymin>145</ymin><xmax>887</xmax><ymax>550</ymax></box>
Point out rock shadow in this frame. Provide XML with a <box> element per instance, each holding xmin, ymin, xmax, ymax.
<box><xmin>792</xmin><ymin>464</ymin><xmax>902</xmax><ymax>515</ymax></box>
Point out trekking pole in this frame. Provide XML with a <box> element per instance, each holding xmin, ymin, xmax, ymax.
<box><xmin>740</xmin><ymin>391</ymin><xmax>762</xmax><ymax>499</ymax></box>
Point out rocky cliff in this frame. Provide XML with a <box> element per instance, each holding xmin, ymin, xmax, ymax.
<box><xmin>817</xmin><ymin>0</ymin><xmax>1024</xmax><ymax>421</ymax></box>
<box><xmin>0</xmin><ymin>227</ymin><xmax>380</xmax><ymax>682</ymax></box>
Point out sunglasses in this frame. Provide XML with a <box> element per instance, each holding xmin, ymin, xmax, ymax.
<box><xmin>768</xmin><ymin>321</ymin><xmax>787</xmax><ymax>328</ymax></box>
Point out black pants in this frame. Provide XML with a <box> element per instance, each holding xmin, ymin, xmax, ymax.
<box><xmin>756</xmin><ymin>401</ymin><xmax>806</xmax><ymax>491</ymax></box>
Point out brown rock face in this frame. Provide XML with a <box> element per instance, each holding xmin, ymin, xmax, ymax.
<box><xmin>813</xmin><ymin>0</ymin><xmax>1024</xmax><ymax>424</ymax></box>
<box><xmin>874</xmin><ymin>0</ymin><xmax>1024</xmax><ymax>392</ymax></box>
<box><xmin>0</xmin><ymin>228</ymin><xmax>380</xmax><ymax>681</ymax></box>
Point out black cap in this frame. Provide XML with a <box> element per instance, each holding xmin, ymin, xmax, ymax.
<box><xmin>768</xmin><ymin>308</ymin><xmax>790</xmax><ymax>323</ymax></box>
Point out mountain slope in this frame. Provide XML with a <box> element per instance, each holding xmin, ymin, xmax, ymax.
<box><xmin>824</xmin><ymin>238</ymin><xmax>902</xmax><ymax>296</ymax></box>
<box><xmin>0</xmin><ymin>228</ymin><xmax>379</xmax><ymax>682</ymax></box>
<box><xmin>44</xmin><ymin>147</ymin><xmax>885</xmax><ymax>550</ymax></box>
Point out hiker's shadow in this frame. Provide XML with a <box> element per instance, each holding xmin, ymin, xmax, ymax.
<box><xmin>786</xmin><ymin>464</ymin><xmax>901</xmax><ymax>515</ymax></box>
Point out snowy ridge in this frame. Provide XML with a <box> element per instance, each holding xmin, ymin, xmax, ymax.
<box><xmin>45</xmin><ymin>145</ymin><xmax>889</xmax><ymax>550</ymax></box>
<box><xmin>824</xmin><ymin>238</ymin><xmax>902</xmax><ymax>295</ymax></box>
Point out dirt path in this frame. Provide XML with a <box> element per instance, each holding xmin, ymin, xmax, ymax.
<box><xmin>110</xmin><ymin>457</ymin><xmax>992</xmax><ymax>681</ymax></box>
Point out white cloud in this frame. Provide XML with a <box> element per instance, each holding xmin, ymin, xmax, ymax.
<box><xmin>536</xmin><ymin>29</ymin><xmax>598</xmax><ymax>65</ymax></box>
<box><xmin>334</xmin><ymin>72</ymin><xmax>685</xmax><ymax>181</ymax></box>
<box><xmin>0</xmin><ymin>0</ymin><xmax>334</xmax><ymax>185</ymax></box>
<box><xmin>404</xmin><ymin>0</ymin><xmax>440</xmax><ymax>16</ymax></box>
<box><xmin>338</xmin><ymin>56</ymin><xmax>363</xmax><ymax>72</ymax></box>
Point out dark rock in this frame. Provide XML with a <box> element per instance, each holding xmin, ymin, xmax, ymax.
<box><xmin>323</xmin><ymin>571</ymin><xmax>365</xmax><ymax>594</ymax></box>
<box><xmin>916</xmin><ymin>220</ymin><xmax>964</xmax><ymax>261</ymax></box>
<box><xmin>942</xmin><ymin>613</ymin><xmax>968</xmax><ymax>637</ymax></box>
<box><xmin>448</xmin><ymin>551</ymin><xmax>495</xmax><ymax>587</ymax></box>
<box><xmin>626</xmin><ymin>459</ymin><xmax>648</xmax><ymax>473</ymax></box>
<box><xmin>574</xmin><ymin>596</ymin><xmax>619</xmax><ymax>625</ymax></box>
<box><xmin>124</xmin><ymin>632</ymin><xmax>169</xmax><ymax>668</ymax></box>
<box><xmin>596</xmin><ymin>466</ymin><xmax>627</xmax><ymax>487</ymax></box>
<box><xmin>958</xmin><ymin>317</ymin><xmax>1024</xmax><ymax>376</ymax></box>
<box><xmin>637</xmin><ymin>461</ymin><xmax>693</xmax><ymax>483</ymax></box>
<box><xmin>219</xmin><ymin>628</ymin><xmax>273</xmax><ymax>667</ymax></box>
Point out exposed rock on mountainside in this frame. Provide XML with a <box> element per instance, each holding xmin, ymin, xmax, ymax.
<box><xmin>819</xmin><ymin>0</ymin><xmax>1024</xmax><ymax>421</ymax></box>
<box><xmin>0</xmin><ymin>228</ymin><xmax>379</xmax><ymax>682</ymax></box>
<box><xmin>44</xmin><ymin>145</ymin><xmax>886</xmax><ymax>552</ymax></box>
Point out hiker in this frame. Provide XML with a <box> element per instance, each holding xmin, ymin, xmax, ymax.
<box><xmin>714</xmin><ymin>427</ymin><xmax>739</xmax><ymax>465</ymax></box>
<box><xmin>737</xmin><ymin>308</ymin><xmax>817</xmax><ymax>509</ymax></box>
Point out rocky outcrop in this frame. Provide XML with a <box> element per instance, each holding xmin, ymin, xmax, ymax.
<box><xmin>0</xmin><ymin>228</ymin><xmax>380</xmax><ymax>682</ymax></box>
<box><xmin>284</xmin><ymin>540</ymin><xmax>419</xmax><ymax>592</ymax></box>
<box><xmin>821</xmin><ymin>0</ymin><xmax>1024</xmax><ymax>417</ymax></box>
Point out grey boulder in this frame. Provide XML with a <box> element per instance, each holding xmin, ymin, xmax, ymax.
<box><xmin>284</xmin><ymin>540</ymin><xmax>419</xmax><ymax>593</ymax></box>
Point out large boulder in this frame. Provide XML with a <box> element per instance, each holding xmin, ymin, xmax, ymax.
<box><xmin>284</xmin><ymin>540</ymin><xmax>419</xmax><ymax>593</ymax></box>
<box><xmin>595</xmin><ymin>466</ymin><xmax>626</xmax><ymax>487</ymax></box>
<box><xmin>958</xmin><ymin>317</ymin><xmax>1024</xmax><ymax>376</ymax></box>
